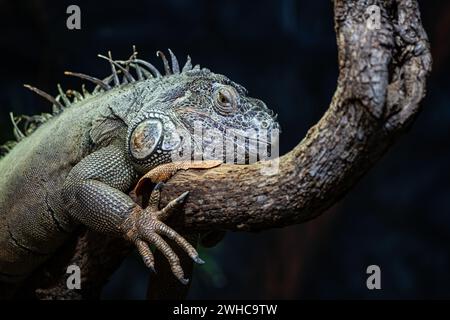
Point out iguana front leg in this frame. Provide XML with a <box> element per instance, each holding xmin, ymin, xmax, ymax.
<box><xmin>121</xmin><ymin>182</ymin><xmax>204</xmax><ymax>284</ymax></box>
<box><xmin>62</xmin><ymin>144</ymin><xmax>203</xmax><ymax>284</ymax></box>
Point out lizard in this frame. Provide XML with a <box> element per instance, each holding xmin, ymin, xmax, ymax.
<box><xmin>0</xmin><ymin>48</ymin><xmax>280</xmax><ymax>298</ymax></box>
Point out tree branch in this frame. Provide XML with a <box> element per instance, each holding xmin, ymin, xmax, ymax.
<box><xmin>19</xmin><ymin>0</ymin><xmax>431</xmax><ymax>299</ymax></box>
<box><xmin>158</xmin><ymin>0</ymin><xmax>431</xmax><ymax>232</ymax></box>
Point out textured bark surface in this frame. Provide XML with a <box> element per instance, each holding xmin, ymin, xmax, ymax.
<box><xmin>21</xmin><ymin>0</ymin><xmax>431</xmax><ymax>299</ymax></box>
<box><xmin>158</xmin><ymin>0</ymin><xmax>432</xmax><ymax>233</ymax></box>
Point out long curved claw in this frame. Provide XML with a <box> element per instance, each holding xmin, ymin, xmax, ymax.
<box><xmin>148</xmin><ymin>233</ymin><xmax>188</xmax><ymax>284</ymax></box>
<box><xmin>124</xmin><ymin>183</ymin><xmax>203</xmax><ymax>285</ymax></box>
<box><xmin>148</xmin><ymin>182</ymin><xmax>164</xmax><ymax>211</ymax></box>
<box><xmin>157</xmin><ymin>191</ymin><xmax>189</xmax><ymax>221</ymax></box>
<box><xmin>153</xmin><ymin>218</ymin><xmax>203</xmax><ymax>264</ymax></box>
<box><xmin>135</xmin><ymin>239</ymin><xmax>155</xmax><ymax>272</ymax></box>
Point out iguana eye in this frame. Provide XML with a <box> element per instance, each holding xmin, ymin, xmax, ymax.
<box><xmin>214</xmin><ymin>86</ymin><xmax>237</xmax><ymax>115</ymax></box>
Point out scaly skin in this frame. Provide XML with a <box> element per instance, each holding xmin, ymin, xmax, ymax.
<box><xmin>0</xmin><ymin>49</ymin><xmax>279</xmax><ymax>297</ymax></box>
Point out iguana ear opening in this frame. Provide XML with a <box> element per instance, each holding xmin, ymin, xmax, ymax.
<box><xmin>129</xmin><ymin>119</ymin><xmax>162</xmax><ymax>160</ymax></box>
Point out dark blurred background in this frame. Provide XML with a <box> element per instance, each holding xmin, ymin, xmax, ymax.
<box><xmin>0</xmin><ymin>0</ymin><xmax>449</xmax><ymax>299</ymax></box>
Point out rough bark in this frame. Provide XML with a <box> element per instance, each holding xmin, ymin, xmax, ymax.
<box><xmin>19</xmin><ymin>0</ymin><xmax>431</xmax><ymax>299</ymax></box>
<box><xmin>159</xmin><ymin>0</ymin><xmax>432</xmax><ymax>233</ymax></box>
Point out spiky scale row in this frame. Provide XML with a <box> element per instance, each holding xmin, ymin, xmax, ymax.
<box><xmin>26</xmin><ymin>47</ymin><xmax>191</xmax><ymax>108</ymax></box>
<box><xmin>156</xmin><ymin>51</ymin><xmax>171</xmax><ymax>75</ymax></box>
<box><xmin>23</xmin><ymin>84</ymin><xmax>64</xmax><ymax>111</ymax></box>
<box><xmin>168</xmin><ymin>49</ymin><xmax>180</xmax><ymax>74</ymax></box>
<box><xmin>9</xmin><ymin>113</ymin><xmax>25</xmax><ymax>142</ymax></box>
<box><xmin>64</xmin><ymin>71</ymin><xmax>111</xmax><ymax>90</ymax></box>
<box><xmin>0</xmin><ymin>48</ymin><xmax>197</xmax><ymax>159</ymax></box>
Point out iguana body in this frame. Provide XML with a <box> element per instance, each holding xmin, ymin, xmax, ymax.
<box><xmin>0</xmin><ymin>49</ymin><xmax>279</xmax><ymax>298</ymax></box>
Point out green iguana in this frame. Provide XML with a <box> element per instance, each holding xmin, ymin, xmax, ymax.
<box><xmin>0</xmin><ymin>48</ymin><xmax>280</xmax><ymax>298</ymax></box>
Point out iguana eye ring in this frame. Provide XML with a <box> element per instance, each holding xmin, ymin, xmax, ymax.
<box><xmin>214</xmin><ymin>86</ymin><xmax>237</xmax><ymax>115</ymax></box>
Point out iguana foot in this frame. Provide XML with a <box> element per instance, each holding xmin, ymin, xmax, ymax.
<box><xmin>122</xmin><ymin>182</ymin><xmax>203</xmax><ymax>285</ymax></box>
<box><xmin>133</xmin><ymin>160</ymin><xmax>222</xmax><ymax>197</ymax></box>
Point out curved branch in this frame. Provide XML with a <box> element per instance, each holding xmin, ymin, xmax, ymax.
<box><xmin>19</xmin><ymin>0</ymin><xmax>431</xmax><ymax>299</ymax></box>
<box><xmin>158</xmin><ymin>0</ymin><xmax>431</xmax><ymax>232</ymax></box>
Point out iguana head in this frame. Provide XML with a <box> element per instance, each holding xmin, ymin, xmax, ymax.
<box><xmin>116</xmin><ymin>50</ymin><xmax>280</xmax><ymax>172</ymax></box>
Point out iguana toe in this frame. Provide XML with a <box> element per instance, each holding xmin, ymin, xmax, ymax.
<box><xmin>122</xmin><ymin>183</ymin><xmax>202</xmax><ymax>285</ymax></box>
